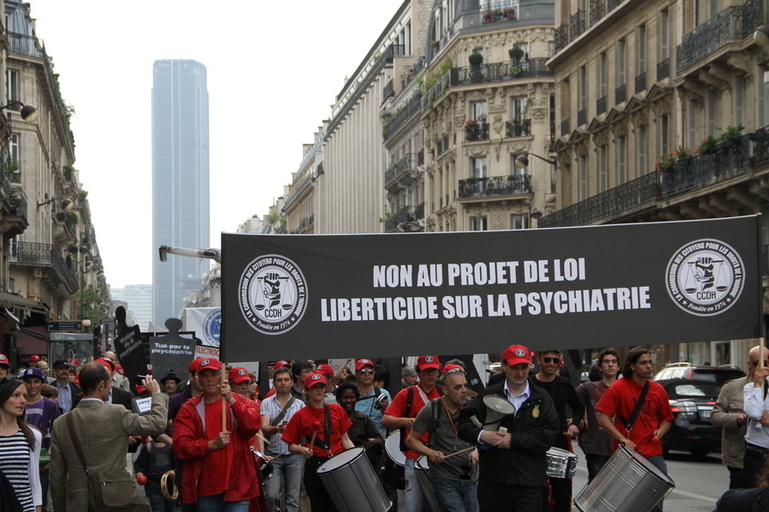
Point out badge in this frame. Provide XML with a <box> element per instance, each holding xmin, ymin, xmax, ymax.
<box><xmin>532</xmin><ymin>405</ymin><xmax>540</xmax><ymax>418</ymax></box>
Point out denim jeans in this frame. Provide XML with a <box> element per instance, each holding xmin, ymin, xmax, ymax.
<box><xmin>646</xmin><ymin>455</ymin><xmax>668</xmax><ymax>512</ymax></box>
<box><xmin>146</xmin><ymin>481</ymin><xmax>175</xmax><ymax>512</ymax></box>
<box><xmin>432</xmin><ymin>477</ymin><xmax>478</xmax><ymax>512</ymax></box>
<box><xmin>195</xmin><ymin>493</ymin><xmax>249</xmax><ymax>512</ymax></box>
<box><xmin>264</xmin><ymin>452</ymin><xmax>304</xmax><ymax>512</ymax></box>
<box><xmin>405</xmin><ymin>457</ymin><xmax>425</xmax><ymax>512</ymax></box>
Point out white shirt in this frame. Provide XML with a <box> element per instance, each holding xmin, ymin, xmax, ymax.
<box><xmin>743</xmin><ymin>380</ymin><xmax>769</xmax><ymax>448</ymax></box>
<box><xmin>504</xmin><ymin>379</ymin><xmax>531</xmax><ymax>415</ymax></box>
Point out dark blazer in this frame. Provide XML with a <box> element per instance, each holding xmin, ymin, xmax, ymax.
<box><xmin>72</xmin><ymin>386</ymin><xmax>133</xmax><ymax>410</ymax></box>
<box><xmin>55</xmin><ymin>381</ymin><xmax>82</xmax><ymax>415</ymax></box>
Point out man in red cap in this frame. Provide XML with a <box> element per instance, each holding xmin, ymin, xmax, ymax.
<box><xmin>228</xmin><ymin>367</ymin><xmax>253</xmax><ymax>398</ymax></box>
<box><xmin>458</xmin><ymin>345</ymin><xmax>559</xmax><ymax>512</ymax></box>
<box><xmin>382</xmin><ymin>355</ymin><xmax>442</xmax><ymax>512</ymax></box>
<box><xmin>28</xmin><ymin>354</ymin><xmax>41</xmax><ymax>367</ymax></box>
<box><xmin>169</xmin><ymin>358</ymin><xmax>205</xmax><ymax>422</ymax></box>
<box><xmin>315</xmin><ymin>363</ymin><xmax>337</xmax><ymax>404</ymax></box>
<box><xmin>0</xmin><ymin>352</ymin><xmax>12</xmax><ymax>377</ymax></box>
<box><xmin>173</xmin><ymin>358</ymin><xmax>263</xmax><ymax>509</ymax></box>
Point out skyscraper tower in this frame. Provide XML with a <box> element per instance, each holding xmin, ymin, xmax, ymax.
<box><xmin>152</xmin><ymin>60</ymin><xmax>210</xmax><ymax>325</ymax></box>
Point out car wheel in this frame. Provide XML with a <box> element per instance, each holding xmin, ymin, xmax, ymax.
<box><xmin>689</xmin><ymin>447</ymin><xmax>709</xmax><ymax>458</ymax></box>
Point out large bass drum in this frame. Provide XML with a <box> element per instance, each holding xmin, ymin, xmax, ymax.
<box><xmin>318</xmin><ymin>447</ymin><xmax>392</xmax><ymax>512</ymax></box>
<box><xmin>383</xmin><ymin>430</ymin><xmax>406</xmax><ymax>490</ymax></box>
<box><xmin>574</xmin><ymin>446</ymin><xmax>675</xmax><ymax>512</ymax></box>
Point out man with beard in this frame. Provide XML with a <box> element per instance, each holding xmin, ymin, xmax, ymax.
<box><xmin>407</xmin><ymin>365</ymin><xmax>479</xmax><ymax>512</ymax></box>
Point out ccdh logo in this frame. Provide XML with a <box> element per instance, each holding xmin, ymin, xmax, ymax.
<box><xmin>239</xmin><ymin>254</ymin><xmax>308</xmax><ymax>335</ymax></box>
<box><xmin>666</xmin><ymin>239</ymin><xmax>744</xmax><ymax>317</ymax></box>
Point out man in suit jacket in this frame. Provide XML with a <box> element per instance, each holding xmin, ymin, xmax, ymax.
<box><xmin>49</xmin><ymin>362</ymin><xmax>168</xmax><ymax>511</ymax></box>
<box><xmin>52</xmin><ymin>359</ymin><xmax>82</xmax><ymax>414</ymax></box>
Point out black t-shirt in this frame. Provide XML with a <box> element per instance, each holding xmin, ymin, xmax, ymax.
<box><xmin>529</xmin><ymin>375</ymin><xmax>584</xmax><ymax>449</ymax></box>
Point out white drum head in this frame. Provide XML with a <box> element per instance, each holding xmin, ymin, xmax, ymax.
<box><xmin>483</xmin><ymin>395</ymin><xmax>516</xmax><ymax>415</ymax></box>
<box><xmin>415</xmin><ymin>455</ymin><xmax>429</xmax><ymax>471</ymax></box>
<box><xmin>547</xmin><ymin>447</ymin><xmax>575</xmax><ymax>458</ymax></box>
<box><xmin>385</xmin><ymin>431</ymin><xmax>407</xmax><ymax>467</ymax></box>
<box><xmin>318</xmin><ymin>447</ymin><xmax>364</xmax><ymax>474</ymax></box>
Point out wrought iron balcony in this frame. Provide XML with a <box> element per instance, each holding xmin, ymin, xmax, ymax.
<box><xmin>291</xmin><ymin>214</ymin><xmax>315</xmax><ymax>234</ymax></box>
<box><xmin>577</xmin><ymin>108</ymin><xmax>587</xmax><ymax>127</ymax></box>
<box><xmin>607</xmin><ymin>0</ymin><xmax>621</xmax><ymax>9</ymax></box>
<box><xmin>275</xmin><ymin>223</ymin><xmax>287</xmax><ymax>234</ymax></box>
<box><xmin>385</xmin><ymin>152</ymin><xmax>424</xmax><ymax>187</ymax></box>
<box><xmin>657</xmin><ymin>58</ymin><xmax>670</xmax><ymax>82</ymax></box>
<box><xmin>596</xmin><ymin>96</ymin><xmax>606</xmax><ymax>116</ymax></box>
<box><xmin>561</xmin><ymin>119</ymin><xmax>570</xmax><ymax>137</ymax></box>
<box><xmin>436</xmin><ymin>135</ymin><xmax>450</xmax><ymax>155</ymax></box>
<box><xmin>283</xmin><ymin>171</ymin><xmax>315</xmax><ymax>209</ymax></box>
<box><xmin>451</xmin><ymin>59</ymin><xmax>553</xmax><ymax>88</ymax></box>
<box><xmin>383</xmin><ymin>80</ymin><xmax>395</xmax><ymax>102</ymax></box>
<box><xmin>615</xmin><ymin>83</ymin><xmax>626</xmax><ymax>104</ymax></box>
<box><xmin>384</xmin><ymin>94</ymin><xmax>422</xmax><ymax>140</ymax></box>
<box><xmin>635</xmin><ymin>72</ymin><xmax>647</xmax><ymax>94</ymax></box>
<box><xmin>589</xmin><ymin>0</ymin><xmax>605</xmax><ymax>26</ymax></box>
<box><xmin>540</xmin><ymin>134</ymin><xmax>752</xmax><ymax>228</ymax></box>
<box><xmin>10</xmin><ymin>241</ymin><xmax>79</xmax><ymax>294</ymax></box>
<box><xmin>676</xmin><ymin>3</ymin><xmax>754</xmax><ymax>73</ymax></box>
<box><xmin>482</xmin><ymin>2</ymin><xmax>516</xmax><ymax>24</ymax></box>
<box><xmin>570</xmin><ymin>11</ymin><xmax>587</xmax><ymax>39</ymax></box>
<box><xmin>458</xmin><ymin>175</ymin><xmax>532</xmax><ymax>199</ymax></box>
<box><xmin>506</xmin><ymin>119</ymin><xmax>531</xmax><ymax>138</ymax></box>
<box><xmin>7</xmin><ymin>32</ymin><xmax>43</xmax><ymax>58</ymax></box>
<box><xmin>465</xmin><ymin>122</ymin><xmax>489</xmax><ymax>142</ymax></box>
<box><xmin>385</xmin><ymin>203</ymin><xmax>425</xmax><ymax>232</ymax></box>
<box><xmin>555</xmin><ymin>24</ymin><xmax>569</xmax><ymax>53</ymax></box>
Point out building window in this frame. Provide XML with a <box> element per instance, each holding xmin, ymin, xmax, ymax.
<box><xmin>470</xmin><ymin>101</ymin><xmax>487</xmax><ymax>122</ymax></box>
<box><xmin>5</xmin><ymin>69</ymin><xmax>18</xmax><ymax>105</ymax></box>
<box><xmin>617</xmin><ymin>136</ymin><xmax>627</xmax><ymax>184</ymax></box>
<box><xmin>617</xmin><ymin>39</ymin><xmax>626</xmax><ymax>86</ymax></box>
<box><xmin>758</xmin><ymin>66</ymin><xmax>769</xmax><ymax>128</ymax></box>
<box><xmin>660</xmin><ymin>114</ymin><xmax>670</xmax><ymax>158</ymax></box>
<box><xmin>511</xmin><ymin>214</ymin><xmax>529</xmax><ymax>230</ymax></box>
<box><xmin>637</xmin><ymin>25</ymin><xmax>646</xmax><ymax>74</ymax></box>
<box><xmin>734</xmin><ymin>76</ymin><xmax>746</xmax><ymax>128</ymax></box>
<box><xmin>512</xmin><ymin>96</ymin><xmax>528</xmax><ymax>120</ymax></box>
<box><xmin>687</xmin><ymin>100</ymin><xmax>699</xmax><ymax>148</ymax></box>
<box><xmin>471</xmin><ymin>157</ymin><xmax>487</xmax><ymax>178</ymax></box>
<box><xmin>470</xmin><ymin>216</ymin><xmax>488</xmax><ymax>231</ymax></box>
<box><xmin>637</xmin><ymin>125</ymin><xmax>647</xmax><ymax>175</ymax></box>
<box><xmin>579</xmin><ymin>155</ymin><xmax>588</xmax><ymax>200</ymax></box>
<box><xmin>598</xmin><ymin>146</ymin><xmax>607</xmax><ymax>192</ymax></box>
<box><xmin>8</xmin><ymin>134</ymin><xmax>19</xmax><ymax>182</ymax></box>
<box><xmin>579</xmin><ymin>66</ymin><xmax>587</xmax><ymax>111</ymax></box>
<box><xmin>598</xmin><ymin>52</ymin><xmax>607</xmax><ymax>99</ymax></box>
<box><xmin>707</xmin><ymin>90</ymin><xmax>718</xmax><ymax>137</ymax></box>
<box><xmin>659</xmin><ymin>10</ymin><xmax>670</xmax><ymax>60</ymax></box>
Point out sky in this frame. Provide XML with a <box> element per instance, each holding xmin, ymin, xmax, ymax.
<box><xmin>28</xmin><ymin>0</ymin><xmax>405</xmax><ymax>288</ymax></box>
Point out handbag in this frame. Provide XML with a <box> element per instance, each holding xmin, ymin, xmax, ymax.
<box><xmin>65</xmin><ymin>413</ymin><xmax>150</xmax><ymax>512</ymax></box>
<box><xmin>0</xmin><ymin>468</ymin><xmax>23</xmax><ymax>512</ymax></box>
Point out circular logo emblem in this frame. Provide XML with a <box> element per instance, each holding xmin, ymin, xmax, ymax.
<box><xmin>311</xmin><ymin>374</ymin><xmax>321</xmax><ymax>381</ymax></box>
<box><xmin>237</xmin><ymin>369</ymin><xmax>247</xmax><ymax>376</ymax></box>
<box><xmin>666</xmin><ymin>239</ymin><xmax>744</xmax><ymax>317</ymax></box>
<box><xmin>201</xmin><ymin>359</ymin><xmax>210</xmax><ymax>366</ymax></box>
<box><xmin>515</xmin><ymin>348</ymin><xmax>525</xmax><ymax>358</ymax></box>
<box><xmin>425</xmin><ymin>356</ymin><xmax>434</xmax><ymax>363</ymax></box>
<box><xmin>239</xmin><ymin>255</ymin><xmax>308</xmax><ymax>335</ymax></box>
<box><xmin>202</xmin><ymin>309</ymin><xmax>221</xmax><ymax>348</ymax></box>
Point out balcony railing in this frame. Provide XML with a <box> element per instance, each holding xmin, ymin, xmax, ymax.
<box><xmin>540</xmin><ymin>134</ymin><xmax>752</xmax><ymax>228</ymax></box>
<box><xmin>482</xmin><ymin>3</ymin><xmax>516</xmax><ymax>24</ymax></box>
<box><xmin>506</xmin><ymin>119</ymin><xmax>531</xmax><ymax>138</ymax></box>
<box><xmin>51</xmin><ymin>249</ymin><xmax>79</xmax><ymax>294</ymax></box>
<box><xmin>570</xmin><ymin>10</ymin><xmax>587</xmax><ymax>40</ymax></box>
<box><xmin>384</xmin><ymin>94</ymin><xmax>422</xmax><ymax>139</ymax></box>
<box><xmin>465</xmin><ymin>122</ymin><xmax>490</xmax><ymax>142</ymax></box>
<box><xmin>436</xmin><ymin>136</ymin><xmax>450</xmax><ymax>155</ymax></box>
<box><xmin>453</xmin><ymin>59</ymin><xmax>553</xmax><ymax>86</ymax></box>
<box><xmin>7</xmin><ymin>188</ymin><xmax>27</xmax><ymax>219</ymax></box>
<box><xmin>283</xmin><ymin>171</ymin><xmax>315</xmax><ymax>209</ymax></box>
<box><xmin>10</xmin><ymin>241</ymin><xmax>79</xmax><ymax>294</ymax></box>
<box><xmin>291</xmin><ymin>214</ymin><xmax>315</xmax><ymax>234</ymax></box>
<box><xmin>577</xmin><ymin>108</ymin><xmax>587</xmax><ymax>127</ymax></box>
<box><xmin>7</xmin><ymin>32</ymin><xmax>43</xmax><ymax>58</ymax></box>
<box><xmin>615</xmin><ymin>83</ymin><xmax>626</xmax><ymax>104</ymax></box>
<box><xmin>656</xmin><ymin>58</ymin><xmax>669</xmax><ymax>82</ymax></box>
<box><xmin>458</xmin><ymin>175</ymin><xmax>532</xmax><ymax>199</ymax></box>
<box><xmin>676</xmin><ymin>4</ymin><xmax>750</xmax><ymax>73</ymax></box>
<box><xmin>385</xmin><ymin>152</ymin><xmax>424</xmax><ymax>186</ymax></box>
<box><xmin>385</xmin><ymin>203</ymin><xmax>425</xmax><ymax>232</ymax></box>
<box><xmin>561</xmin><ymin>119</ymin><xmax>570</xmax><ymax>137</ymax></box>
<box><xmin>596</xmin><ymin>96</ymin><xmax>606</xmax><ymax>116</ymax></box>
<box><xmin>383</xmin><ymin>80</ymin><xmax>395</xmax><ymax>102</ymax></box>
<box><xmin>555</xmin><ymin>24</ymin><xmax>570</xmax><ymax>52</ymax></box>
<box><xmin>589</xmin><ymin>0</ymin><xmax>605</xmax><ymax>26</ymax></box>
<box><xmin>635</xmin><ymin>72</ymin><xmax>647</xmax><ymax>94</ymax></box>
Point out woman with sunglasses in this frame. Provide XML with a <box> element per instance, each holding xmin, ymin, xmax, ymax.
<box><xmin>0</xmin><ymin>376</ymin><xmax>42</xmax><ymax>511</ymax></box>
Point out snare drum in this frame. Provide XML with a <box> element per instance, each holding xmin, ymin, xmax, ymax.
<box><xmin>318</xmin><ymin>447</ymin><xmax>391</xmax><ymax>512</ymax></box>
<box><xmin>385</xmin><ymin>430</ymin><xmax>406</xmax><ymax>467</ymax></box>
<box><xmin>546</xmin><ymin>447</ymin><xmax>578</xmax><ymax>479</ymax></box>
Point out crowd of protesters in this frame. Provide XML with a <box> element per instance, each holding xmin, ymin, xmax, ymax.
<box><xmin>0</xmin><ymin>345</ymin><xmax>768</xmax><ymax>511</ymax></box>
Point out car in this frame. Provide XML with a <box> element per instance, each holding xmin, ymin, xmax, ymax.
<box><xmin>653</xmin><ymin>362</ymin><xmax>745</xmax><ymax>385</ymax></box>
<box><xmin>657</xmin><ymin>378</ymin><xmax>722</xmax><ymax>457</ymax></box>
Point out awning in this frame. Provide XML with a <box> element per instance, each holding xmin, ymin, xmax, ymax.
<box><xmin>0</xmin><ymin>292</ymin><xmax>48</xmax><ymax>314</ymax></box>
<box><xmin>15</xmin><ymin>325</ymin><xmax>48</xmax><ymax>355</ymax></box>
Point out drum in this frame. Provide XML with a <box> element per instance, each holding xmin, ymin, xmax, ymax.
<box><xmin>574</xmin><ymin>446</ymin><xmax>675</xmax><ymax>512</ymax></box>
<box><xmin>382</xmin><ymin>430</ymin><xmax>406</xmax><ymax>490</ymax></box>
<box><xmin>546</xmin><ymin>447</ymin><xmax>578</xmax><ymax>478</ymax></box>
<box><xmin>318</xmin><ymin>447</ymin><xmax>391</xmax><ymax>512</ymax></box>
<box><xmin>415</xmin><ymin>455</ymin><xmax>441</xmax><ymax>512</ymax></box>
<box><xmin>385</xmin><ymin>430</ymin><xmax>406</xmax><ymax>467</ymax></box>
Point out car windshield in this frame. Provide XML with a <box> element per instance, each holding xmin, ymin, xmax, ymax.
<box><xmin>691</xmin><ymin>368</ymin><xmax>744</xmax><ymax>384</ymax></box>
<box><xmin>670</xmin><ymin>382</ymin><xmax>721</xmax><ymax>398</ymax></box>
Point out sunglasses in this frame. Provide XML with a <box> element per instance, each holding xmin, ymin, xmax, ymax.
<box><xmin>541</xmin><ymin>357</ymin><xmax>561</xmax><ymax>364</ymax></box>
<box><xmin>443</xmin><ymin>368</ymin><xmax>465</xmax><ymax>376</ymax></box>
<box><xmin>749</xmin><ymin>360</ymin><xmax>769</xmax><ymax>366</ymax></box>
<box><xmin>357</xmin><ymin>369</ymin><xmax>374</xmax><ymax>375</ymax></box>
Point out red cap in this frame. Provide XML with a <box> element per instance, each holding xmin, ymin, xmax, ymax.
<box><xmin>274</xmin><ymin>360</ymin><xmax>291</xmax><ymax>369</ymax></box>
<box><xmin>197</xmin><ymin>358</ymin><xmax>222</xmax><ymax>372</ymax></box>
<box><xmin>356</xmin><ymin>358</ymin><xmax>374</xmax><ymax>371</ymax></box>
<box><xmin>29</xmin><ymin>355</ymin><xmax>41</xmax><ymax>362</ymax></box>
<box><xmin>441</xmin><ymin>363</ymin><xmax>464</xmax><ymax>374</ymax></box>
<box><xmin>416</xmin><ymin>355</ymin><xmax>441</xmax><ymax>371</ymax></box>
<box><xmin>228</xmin><ymin>367</ymin><xmax>251</xmax><ymax>384</ymax></box>
<box><xmin>94</xmin><ymin>358</ymin><xmax>115</xmax><ymax>372</ymax></box>
<box><xmin>502</xmin><ymin>345</ymin><xmax>533</xmax><ymax>366</ymax></box>
<box><xmin>189</xmin><ymin>358</ymin><xmax>204</xmax><ymax>373</ymax></box>
<box><xmin>315</xmin><ymin>364</ymin><xmax>334</xmax><ymax>376</ymax></box>
<box><xmin>69</xmin><ymin>358</ymin><xmax>80</xmax><ymax>367</ymax></box>
<box><xmin>0</xmin><ymin>353</ymin><xmax>10</xmax><ymax>368</ymax></box>
<box><xmin>304</xmin><ymin>372</ymin><xmax>326</xmax><ymax>389</ymax></box>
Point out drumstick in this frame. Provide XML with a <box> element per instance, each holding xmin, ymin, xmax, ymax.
<box><xmin>443</xmin><ymin>446</ymin><xmax>474</xmax><ymax>459</ymax></box>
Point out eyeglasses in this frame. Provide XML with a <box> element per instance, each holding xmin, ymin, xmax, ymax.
<box><xmin>749</xmin><ymin>360</ymin><xmax>769</xmax><ymax>366</ymax></box>
<box><xmin>444</xmin><ymin>368</ymin><xmax>466</xmax><ymax>376</ymax></box>
<box><xmin>542</xmin><ymin>357</ymin><xmax>560</xmax><ymax>364</ymax></box>
<box><xmin>357</xmin><ymin>369</ymin><xmax>374</xmax><ymax>375</ymax></box>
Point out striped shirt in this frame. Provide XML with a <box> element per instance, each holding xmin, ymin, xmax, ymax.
<box><xmin>260</xmin><ymin>394</ymin><xmax>305</xmax><ymax>455</ymax></box>
<box><xmin>0</xmin><ymin>429</ymin><xmax>34</xmax><ymax>511</ymax></box>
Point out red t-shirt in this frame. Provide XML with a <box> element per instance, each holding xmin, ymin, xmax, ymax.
<box><xmin>384</xmin><ymin>384</ymin><xmax>441</xmax><ymax>459</ymax></box>
<box><xmin>595</xmin><ymin>377</ymin><xmax>673</xmax><ymax>458</ymax></box>
<box><xmin>199</xmin><ymin>399</ymin><xmax>234</xmax><ymax>496</ymax></box>
<box><xmin>281</xmin><ymin>403</ymin><xmax>351</xmax><ymax>458</ymax></box>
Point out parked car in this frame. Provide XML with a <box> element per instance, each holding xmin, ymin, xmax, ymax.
<box><xmin>657</xmin><ymin>378</ymin><xmax>722</xmax><ymax>457</ymax></box>
<box><xmin>653</xmin><ymin>362</ymin><xmax>745</xmax><ymax>385</ymax></box>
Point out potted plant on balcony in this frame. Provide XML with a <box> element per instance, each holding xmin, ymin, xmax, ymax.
<box><xmin>468</xmin><ymin>52</ymin><xmax>484</xmax><ymax>66</ymax></box>
<box><xmin>510</xmin><ymin>66</ymin><xmax>523</xmax><ymax>77</ymax></box>
<box><xmin>719</xmin><ymin>124</ymin><xmax>745</xmax><ymax>149</ymax></box>
<box><xmin>465</xmin><ymin>120</ymin><xmax>479</xmax><ymax>130</ymax></box>
<box><xmin>509</xmin><ymin>47</ymin><xmax>525</xmax><ymax>62</ymax></box>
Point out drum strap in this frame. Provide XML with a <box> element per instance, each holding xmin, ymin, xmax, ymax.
<box><xmin>270</xmin><ymin>396</ymin><xmax>297</xmax><ymax>426</ymax></box>
<box><xmin>311</xmin><ymin>405</ymin><xmax>334</xmax><ymax>457</ymax></box>
<box><xmin>399</xmin><ymin>386</ymin><xmax>416</xmax><ymax>452</ymax></box>
<box><xmin>619</xmin><ymin>381</ymin><xmax>650</xmax><ymax>432</ymax></box>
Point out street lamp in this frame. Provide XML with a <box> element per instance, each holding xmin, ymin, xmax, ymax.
<box><xmin>754</xmin><ymin>25</ymin><xmax>769</xmax><ymax>47</ymax></box>
<box><xmin>36</xmin><ymin>197</ymin><xmax>73</xmax><ymax>210</ymax></box>
<box><xmin>0</xmin><ymin>101</ymin><xmax>38</xmax><ymax>122</ymax></box>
